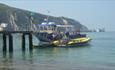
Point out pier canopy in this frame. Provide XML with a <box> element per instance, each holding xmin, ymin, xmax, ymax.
<box><xmin>0</xmin><ymin>26</ymin><xmax>3</xmax><ymax>31</ymax></box>
<box><xmin>0</xmin><ymin>23</ymin><xmax>8</xmax><ymax>31</ymax></box>
<box><xmin>0</xmin><ymin>23</ymin><xmax>8</xmax><ymax>28</ymax></box>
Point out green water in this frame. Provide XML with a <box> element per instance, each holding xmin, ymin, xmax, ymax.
<box><xmin>0</xmin><ymin>32</ymin><xmax>115</xmax><ymax>70</ymax></box>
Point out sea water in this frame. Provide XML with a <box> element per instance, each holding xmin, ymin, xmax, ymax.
<box><xmin>0</xmin><ymin>32</ymin><xmax>115</xmax><ymax>70</ymax></box>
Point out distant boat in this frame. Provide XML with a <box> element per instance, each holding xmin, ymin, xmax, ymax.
<box><xmin>95</xmin><ymin>28</ymin><xmax>105</xmax><ymax>32</ymax></box>
<box><xmin>98</xmin><ymin>28</ymin><xmax>105</xmax><ymax>32</ymax></box>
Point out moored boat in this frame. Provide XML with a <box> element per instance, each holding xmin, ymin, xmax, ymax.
<box><xmin>34</xmin><ymin>18</ymin><xmax>92</xmax><ymax>47</ymax></box>
<box><xmin>52</xmin><ymin>37</ymin><xmax>91</xmax><ymax>47</ymax></box>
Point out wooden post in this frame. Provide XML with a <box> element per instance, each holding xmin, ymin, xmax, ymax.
<box><xmin>22</xmin><ymin>34</ymin><xmax>26</xmax><ymax>51</ymax></box>
<box><xmin>9</xmin><ymin>34</ymin><xmax>13</xmax><ymax>52</ymax></box>
<box><xmin>29</xmin><ymin>33</ymin><xmax>33</xmax><ymax>51</ymax></box>
<box><xmin>3</xmin><ymin>33</ymin><xmax>7</xmax><ymax>52</ymax></box>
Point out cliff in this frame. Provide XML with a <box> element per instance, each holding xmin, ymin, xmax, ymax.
<box><xmin>0</xmin><ymin>3</ymin><xmax>88</xmax><ymax>31</ymax></box>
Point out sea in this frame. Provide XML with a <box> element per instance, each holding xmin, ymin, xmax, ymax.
<box><xmin>0</xmin><ymin>32</ymin><xmax>115</xmax><ymax>70</ymax></box>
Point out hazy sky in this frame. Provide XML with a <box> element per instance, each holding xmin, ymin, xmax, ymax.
<box><xmin>0</xmin><ymin>0</ymin><xmax>115</xmax><ymax>31</ymax></box>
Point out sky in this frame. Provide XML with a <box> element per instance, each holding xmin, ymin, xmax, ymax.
<box><xmin>0</xmin><ymin>0</ymin><xmax>115</xmax><ymax>31</ymax></box>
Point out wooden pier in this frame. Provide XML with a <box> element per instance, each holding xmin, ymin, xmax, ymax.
<box><xmin>0</xmin><ymin>31</ymin><xmax>34</xmax><ymax>52</ymax></box>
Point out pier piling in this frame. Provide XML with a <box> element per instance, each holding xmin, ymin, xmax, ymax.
<box><xmin>9</xmin><ymin>34</ymin><xmax>13</xmax><ymax>52</ymax></box>
<box><xmin>29</xmin><ymin>33</ymin><xmax>33</xmax><ymax>51</ymax></box>
<box><xmin>0</xmin><ymin>31</ymin><xmax>34</xmax><ymax>53</ymax></box>
<box><xmin>22</xmin><ymin>34</ymin><xmax>26</xmax><ymax>51</ymax></box>
<box><xmin>3</xmin><ymin>33</ymin><xmax>7</xmax><ymax>52</ymax></box>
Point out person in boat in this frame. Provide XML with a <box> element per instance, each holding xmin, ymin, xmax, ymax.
<box><xmin>47</xmin><ymin>31</ymin><xmax>63</xmax><ymax>41</ymax></box>
<box><xmin>59</xmin><ymin>32</ymin><xmax>70</xmax><ymax>45</ymax></box>
<box><xmin>47</xmin><ymin>33</ymin><xmax>53</xmax><ymax>41</ymax></box>
<box><xmin>65</xmin><ymin>32</ymin><xmax>70</xmax><ymax>38</ymax></box>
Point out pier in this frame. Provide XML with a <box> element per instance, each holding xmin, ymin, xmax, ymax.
<box><xmin>0</xmin><ymin>31</ymin><xmax>34</xmax><ymax>52</ymax></box>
